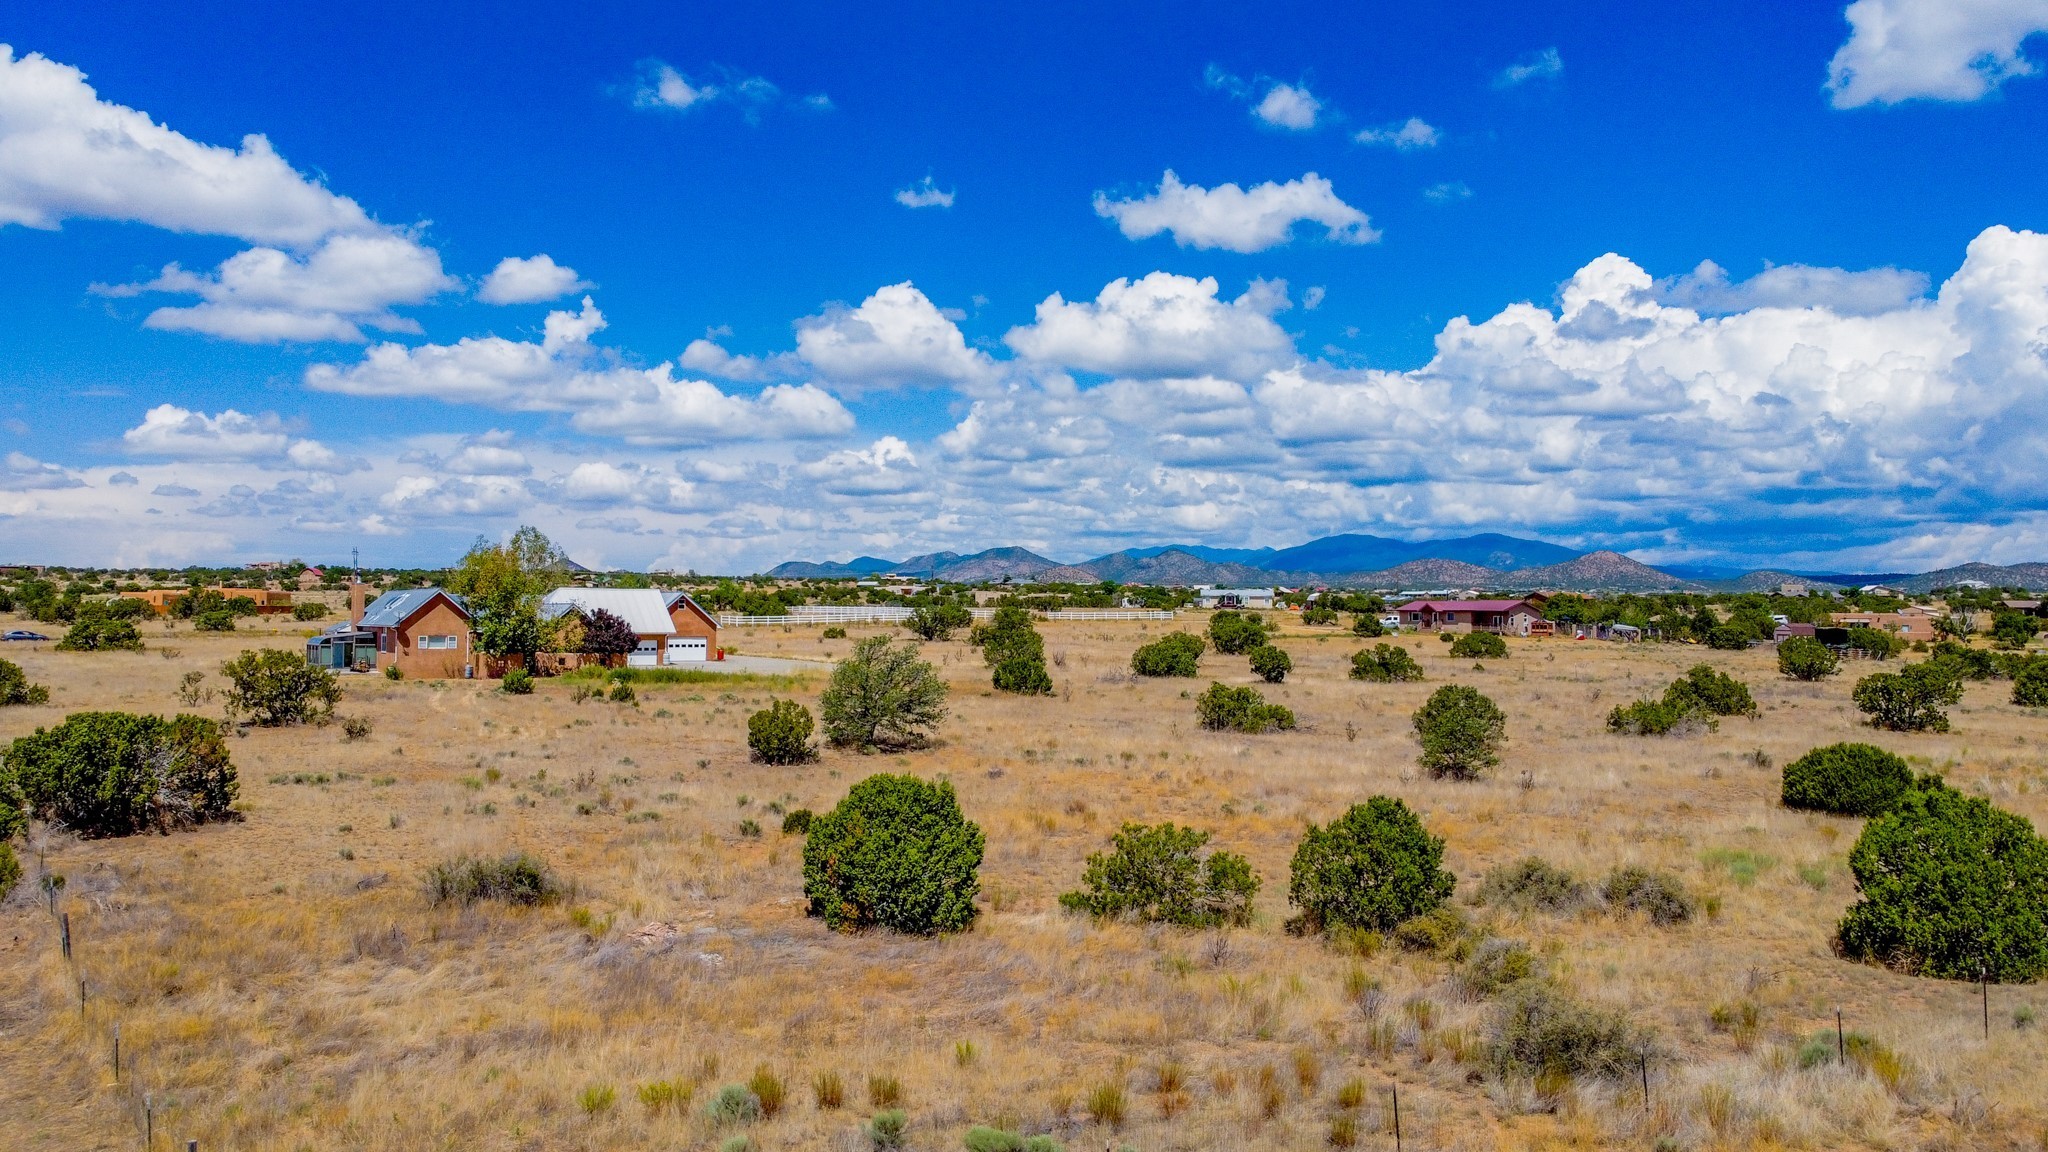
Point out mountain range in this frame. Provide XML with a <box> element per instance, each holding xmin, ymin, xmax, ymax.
<box><xmin>765</xmin><ymin>534</ymin><xmax>2048</xmax><ymax>593</ymax></box>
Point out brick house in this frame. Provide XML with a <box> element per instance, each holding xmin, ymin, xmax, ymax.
<box><xmin>662</xmin><ymin>591</ymin><xmax>722</xmax><ymax>661</ymax></box>
<box><xmin>352</xmin><ymin>587</ymin><xmax>473</xmax><ymax>677</ymax></box>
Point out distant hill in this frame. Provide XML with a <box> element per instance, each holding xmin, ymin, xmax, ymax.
<box><xmin>1510</xmin><ymin>551</ymin><xmax>1693</xmax><ymax>591</ymax></box>
<box><xmin>1892</xmin><ymin>562</ymin><xmax>2048</xmax><ymax>593</ymax></box>
<box><xmin>1723</xmin><ymin>570</ymin><xmax>1841</xmax><ymax>592</ymax></box>
<box><xmin>1327</xmin><ymin>558</ymin><xmax>1507</xmax><ymax>589</ymax></box>
<box><xmin>927</xmin><ymin>547</ymin><xmax>1059</xmax><ymax>582</ymax></box>
<box><xmin>1117</xmin><ymin>544</ymin><xmax>1278</xmax><ymax>566</ymax></box>
<box><xmin>1261</xmin><ymin>533</ymin><xmax>1577</xmax><ymax>574</ymax></box>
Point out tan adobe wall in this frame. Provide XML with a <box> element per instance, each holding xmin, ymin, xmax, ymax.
<box><xmin>382</xmin><ymin>599</ymin><xmax>473</xmax><ymax>679</ymax></box>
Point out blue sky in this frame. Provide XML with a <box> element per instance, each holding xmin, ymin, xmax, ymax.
<box><xmin>4</xmin><ymin>0</ymin><xmax>2048</xmax><ymax>572</ymax></box>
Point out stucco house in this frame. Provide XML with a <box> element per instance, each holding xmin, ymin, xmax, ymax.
<box><xmin>307</xmin><ymin>586</ymin><xmax>472</xmax><ymax>677</ymax></box>
<box><xmin>1394</xmin><ymin>598</ymin><xmax>1546</xmax><ymax>635</ymax></box>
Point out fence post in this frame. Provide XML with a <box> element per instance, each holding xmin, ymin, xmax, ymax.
<box><xmin>114</xmin><ymin>1023</ymin><xmax>120</xmax><ymax>1081</ymax></box>
<box><xmin>1982</xmin><ymin>975</ymin><xmax>1990</xmax><ymax>1040</ymax></box>
<box><xmin>61</xmin><ymin>911</ymin><xmax>71</xmax><ymax>959</ymax></box>
<box><xmin>1391</xmin><ymin>1080</ymin><xmax>1401</xmax><ymax>1152</ymax></box>
<box><xmin>1640</xmin><ymin>1053</ymin><xmax>1649</xmax><ymax>1110</ymax></box>
<box><xmin>145</xmin><ymin>1092</ymin><xmax>153</xmax><ymax>1148</ymax></box>
<box><xmin>1836</xmin><ymin>1009</ymin><xmax>1844</xmax><ymax>1064</ymax></box>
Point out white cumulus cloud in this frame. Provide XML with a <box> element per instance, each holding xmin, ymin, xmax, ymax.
<box><xmin>478</xmin><ymin>254</ymin><xmax>591</xmax><ymax>304</ymax></box>
<box><xmin>1655</xmin><ymin>259</ymin><xmax>1932</xmax><ymax>316</ymax></box>
<box><xmin>1253</xmin><ymin>83</ymin><xmax>1322</xmax><ymax>130</ymax></box>
<box><xmin>1093</xmin><ymin>170</ymin><xmax>1379</xmax><ymax>253</ymax></box>
<box><xmin>120</xmin><ymin>404</ymin><xmax>365</xmax><ymax>473</ymax></box>
<box><xmin>794</xmin><ymin>282</ymin><xmax>996</xmax><ymax>390</ymax></box>
<box><xmin>1004</xmin><ymin>272</ymin><xmax>1296</xmax><ymax>380</ymax></box>
<box><xmin>894</xmin><ymin>176</ymin><xmax>955</xmax><ymax>209</ymax></box>
<box><xmin>1826</xmin><ymin>0</ymin><xmax>2048</xmax><ymax>107</ymax></box>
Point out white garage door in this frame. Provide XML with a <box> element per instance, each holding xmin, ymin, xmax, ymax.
<box><xmin>628</xmin><ymin>639</ymin><xmax>659</xmax><ymax>668</ymax></box>
<box><xmin>665</xmin><ymin>637</ymin><xmax>709</xmax><ymax>663</ymax></box>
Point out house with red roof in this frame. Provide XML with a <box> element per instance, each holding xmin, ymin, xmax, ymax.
<box><xmin>1393</xmin><ymin>598</ymin><xmax>1546</xmax><ymax>635</ymax></box>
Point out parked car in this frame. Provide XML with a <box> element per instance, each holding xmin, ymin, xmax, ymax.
<box><xmin>3</xmin><ymin>629</ymin><xmax>51</xmax><ymax>642</ymax></box>
<box><xmin>1377</xmin><ymin>615</ymin><xmax>1401</xmax><ymax>632</ymax></box>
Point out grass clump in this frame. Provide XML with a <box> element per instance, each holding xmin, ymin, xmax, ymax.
<box><xmin>747</xmin><ymin>1065</ymin><xmax>786</xmax><ymax>1118</ymax></box>
<box><xmin>1449</xmin><ymin>631</ymin><xmax>1508</xmax><ymax>659</ymax></box>
<box><xmin>1287</xmin><ymin>796</ymin><xmax>1455</xmax><ymax>935</ymax></box>
<box><xmin>424</xmin><ymin>852</ymin><xmax>563</xmax><ymax>906</ymax></box>
<box><xmin>803</xmin><ymin>774</ymin><xmax>983</xmax><ymax>935</ymax></box>
<box><xmin>1350</xmin><ymin>643</ymin><xmax>1423</xmax><ymax>682</ymax></box>
<box><xmin>1058</xmin><ymin>821</ymin><xmax>1259</xmax><ymax>928</ymax></box>
<box><xmin>1486</xmin><ymin>982</ymin><xmax>1648</xmax><ymax>1080</ymax></box>
<box><xmin>1085</xmin><ymin>1082</ymin><xmax>1127</xmax><ymax>1128</ymax></box>
<box><xmin>1476</xmin><ymin>856</ymin><xmax>1588</xmax><ymax>913</ymax></box>
<box><xmin>637</xmin><ymin>1079</ymin><xmax>692</xmax><ymax>1114</ymax></box>
<box><xmin>812</xmin><ymin>1069</ymin><xmax>845</xmax><ymax>1109</ymax></box>
<box><xmin>1195</xmin><ymin>682</ymin><xmax>1295</xmax><ymax>733</ymax></box>
<box><xmin>1413</xmin><ymin>685</ymin><xmax>1505</xmax><ymax>779</ymax></box>
<box><xmin>964</xmin><ymin>1125</ymin><xmax>1063</xmax><ymax>1152</ymax></box>
<box><xmin>747</xmin><ymin>698</ymin><xmax>815</xmax><ymax>764</ymax></box>
<box><xmin>1836</xmin><ymin>779</ymin><xmax>2048</xmax><ymax>982</ymax></box>
<box><xmin>1780</xmin><ymin>742</ymin><xmax>1915</xmax><ymax>817</ymax></box>
<box><xmin>706</xmin><ymin>1083</ymin><xmax>763</xmax><ymax>1125</ymax></box>
<box><xmin>1601</xmin><ymin>865</ymin><xmax>1695</xmax><ymax>926</ymax></box>
<box><xmin>1130</xmin><ymin>631</ymin><xmax>1204</xmax><ymax>676</ymax></box>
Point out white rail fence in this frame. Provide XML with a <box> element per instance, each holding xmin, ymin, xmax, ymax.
<box><xmin>718</xmin><ymin>606</ymin><xmax>1177</xmax><ymax>627</ymax></box>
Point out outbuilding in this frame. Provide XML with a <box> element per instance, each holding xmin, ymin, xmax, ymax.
<box><xmin>1197</xmin><ymin>587</ymin><xmax>1277</xmax><ymax>610</ymax></box>
<box><xmin>662</xmin><ymin>591</ymin><xmax>722</xmax><ymax>662</ymax></box>
<box><xmin>542</xmin><ymin>587</ymin><xmax>695</xmax><ymax>667</ymax></box>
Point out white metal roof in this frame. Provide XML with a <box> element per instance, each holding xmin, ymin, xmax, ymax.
<box><xmin>540</xmin><ymin>587</ymin><xmax>676</xmax><ymax>635</ymax></box>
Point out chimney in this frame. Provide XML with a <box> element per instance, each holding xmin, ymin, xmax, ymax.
<box><xmin>350</xmin><ymin>581</ymin><xmax>367</xmax><ymax>627</ymax></box>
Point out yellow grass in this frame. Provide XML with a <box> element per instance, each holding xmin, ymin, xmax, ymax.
<box><xmin>2</xmin><ymin>614</ymin><xmax>2046</xmax><ymax>1150</ymax></box>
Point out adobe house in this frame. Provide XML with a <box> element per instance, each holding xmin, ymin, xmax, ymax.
<box><xmin>1829</xmin><ymin>608</ymin><xmax>1936</xmax><ymax>642</ymax></box>
<box><xmin>347</xmin><ymin>586</ymin><xmax>473</xmax><ymax>677</ymax></box>
<box><xmin>120</xmin><ymin>586</ymin><xmax>296</xmax><ymax>615</ymax></box>
<box><xmin>1394</xmin><ymin>598</ymin><xmax>1546</xmax><ymax>635</ymax></box>
<box><xmin>662</xmin><ymin>590</ymin><xmax>722</xmax><ymax>661</ymax></box>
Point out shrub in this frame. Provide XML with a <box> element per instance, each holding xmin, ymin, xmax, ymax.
<box><xmin>1394</xmin><ymin>904</ymin><xmax>1473</xmax><ymax>957</ymax></box>
<box><xmin>907</xmin><ymin>603</ymin><xmax>973</xmax><ymax>641</ymax></box>
<box><xmin>1246</xmin><ymin>644</ymin><xmax>1292</xmax><ymax>683</ymax></box>
<box><xmin>1849</xmin><ymin>626</ymin><xmax>1904</xmax><ymax>659</ymax></box>
<box><xmin>1780</xmin><ymin>743</ymin><xmax>1914</xmax><ymax>817</ymax></box>
<box><xmin>820</xmin><ymin>637</ymin><xmax>948</xmax><ymax>751</ymax></box>
<box><xmin>424</xmin><ymin>852</ymin><xmax>564</xmax><ymax>905</ymax></box>
<box><xmin>1486</xmin><ymin>982</ymin><xmax>1646</xmax><ymax>1079</ymax></box>
<box><xmin>1287</xmin><ymin>796</ymin><xmax>1454</xmax><ymax>935</ymax></box>
<box><xmin>706</xmin><ymin>1084</ymin><xmax>763</xmax><ymax>1125</ymax></box>
<box><xmin>1058</xmin><ymin>821</ymin><xmax>1259</xmax><ymax>927</ymax></box>
<box><xmin>1301</xmin><ymin>606</ymin><xmax>1339</xmax><ymax>626</ymax></box>
<box><xmin>1194</xmin><ymin>683</ymin><xmax>1295</xmax><ymax>733</ymax></box>
<box><xmin>1777</xmin><ymin>636</ymin><xmax>1839</xmax><ymax>681</ymax></box>
<box><xmin>748</xmin><ymin>699</ymin><xmax>816</xmax><ymax>764</ymax></box>
<box><xmin>291</xmin><ymin>601</ymin><xmax>329</xmax><ymax>621</ymax></box>
<box><xmin>0</xmin><ymin>658</ymin><xmax>49</xmax><ymax>707</ymax></box>
<box><xmin>1476</xmin><ymin>857</ymin><xmax>1588</xmax><ymax>913</ymax></box>
<box><xmin>1601</xmin><ymin>865</ymin><xmax>1695</xmax><ymax>925</ymax></box>
<box><xmin>803</xmin><ymin>773</ymin><xmax>984</xmax><ymax>934</ymax></box>
<box><xmin>340</xmin><ymin>716</ymin><xmax>372</xmax><ymax>741</ymax></box>
<box><xmin>1836</xmin><ymin>781</ymin><xmax>2048</xmax><ymax>982</ymax></box>
<box><xmin>500</xmin><ymin>668</ymin><xmax>534</xmax><ymax>695</ymax></box>
<box><xmin>1351</xmin><ymin>614</ymin><xmax>1385</xmax><ymax>638</ymax></box>
<box><xmin>384</xmin><ymin>663</ymin><xmax>402</xmax><ymax>681</ymax></box>
<box><xmin>606</xmin><ymin>681</ymin><xmax>636</xmax><ymax>703</ymax></box>
<box><xmin>1413</xmin><ymin>685</ymin><xmax>1505</xmax><ymax>780</ymax></box>
<box><xmin>1130</xmin><ymin>632</ymin><xmax>1204</xmax><ymax>676</ymax></box>
<box><xmin>1207</xmin><ymin>610</ymin><xmax>1268</xmax><ymax>655</ymax></box>
<box><xmin>822</xmin><ymin>626</ymin><xmax>848</xmax><ymax>639</ymax></box>
<box><xmin>2014</xmin><ymin>659</ymin><xmax>2048</xmax><ymax>707</ymax></box>
<box><xmin>55</xmin><ymin>616</ymin><xmax>144</xmax><ymax>652</ymax></box>
<box><xmin>1351</xmin><ymin>643</ymin><xmax>1423</xmax><ymax>684</ymax></box>
<box><xmin>1449</xmin><ymin>632</ymin><xmax>1507</xmax><ymax>659</ymax></box>
<box><xmin>1605</xmin><ymin>697</ymin><xmax>1711</xmax><ymax>736</ymax></box>
<box><xmin>865</xmin><ymin>1109</ymin><xmax>908</xmax><ymax>1149</ymax></box>
<box><xmin>1929</xmin><ymin>641</ymin><xmax>2002</xmax><ymax>680</ymax></box>
<box><xmin>220</xmin><ymin>648</ymin><xmax>341</xmax><ymax>726</ymax></box>
<box><xmin>964</xmin><ymin>1127</ymin><xmax>1063</xmax><ymax>1152</ymax></box>
<box><xmin>194</xmin><ymin>609</ymin><xmax>237</xmax><ymax>632</ymax></box>
<box><xmin>1</xmin><ymin>711</ymin><xmax>238</xmax><ymax>837</ymax></box>
<box><xmin>1992</xmin><ymin>610</ymin><xmax>2040</xmax><ymax>650</ymax></box>
<box><xmin>1461</xmin><ymin>937</ymin><xmax>1544</xmax><ymax>997</ymax></box>
<box><xmin>781</xmin><ymin>808</ymin><xmax>814</xmax><ymax>834</ymax></box>
<box><xmin>1706</xmin><ymin>626</ymin><xmax>1751</xmax><ymax>650</ymax></box>
<box><xmin>1666</xmin><ymin>663</ymin><xmax>1757</xmax><ymax>717</ymax></box>
<box><xmin>991</xmin><ymin>651</ymin><xmax>1053</xmax><ymax>694</ymax></box>
<box><xmin>1853</xmin><ymin>662</ymin><xmax>1963</xmax><ymax>732</ymax></box>
<box><xmin>0</xmin><ymin>843</ymin><xmax>18</xmax><ymax>898</ymax></box>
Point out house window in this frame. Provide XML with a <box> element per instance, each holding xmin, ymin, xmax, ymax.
<box><xmin>418</xmin><ymin>634</ymin><xmax>459</xmax><ymax>650</ymax></box>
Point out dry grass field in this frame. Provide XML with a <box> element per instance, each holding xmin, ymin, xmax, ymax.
<box><xmin>3</xmin><ymin>613</ymin><xmax>2046</xmax><ymax>1151</ymax></box>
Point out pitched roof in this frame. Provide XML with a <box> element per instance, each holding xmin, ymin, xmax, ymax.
<box><xmin>541</xmin><ymin>587</ymin><xmax>676</xmax><ymax>634</ymax></box>
<box><xmin>1394</xmin><ymin>599</ymin><xmax>1537</xmax><ymax>613</ymax></box>
<box><xmin>359</xmin><ymin>588</ymin><xmax>468</xmax><ymax>628</ymax></box>
<box><xmin>663</xmin><ymin>590</ymin><xmax>717</xmax><ymax>626</ymax></box>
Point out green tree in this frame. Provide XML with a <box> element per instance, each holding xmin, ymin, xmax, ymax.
<box><xmin>291</xmin><ymin>601</ymin><xmax>329</xmax><ymax>621</ymax></box>
<box><xmin>802</xmin><ymin>774</ymin><xmax>983</xmax><ymax>935</ymax></box>
<box><xmin>1992</xmin><ymin>610</ymin><xmax>2040</xmax><ymax>650</ymax></box>
<box><xmin>1246</xmin><ymin>644</ymin><xmax>1292</xmax><ymax>683</ymax></box>
<box><xmin>1836</xmin><ymin>782</ymin><xmax>2048</xmax><ymax>982</ymax></box>
<box><xmin>449</xmin><ymin>526</ymin><xmax>568</xmax><ymax>667</ymax></box>
<box><xmin>1664</xmin><ymin>664</ymin><xmax>1757</xmax><ymax>717</ymax></box>
<box><xmin>1</xmin><ymin>711</ymin><xmax>238</xmax><ymax>837</ymax></box>
<box><xmin>1350</xmin><ymin>643</ymin><xmax>1423</xmax><ymax>683</ymax></box>
<box><xmin>1287</xmin><ymin>796</ymin><xmax>1454</xmax><ymax>934</ymax></box>
<box><xmin>1412</xmin><ymin>685</ymin><xmax>1506</xmax><ymax>780</ymax></box>
<box><xmin>2015</xmin><ymin>659</ymin><xmax>2048</xmax><ymax>707</ymax></box>
<box><xmin>1781</xmin><ymin>743</ymin><xmax>1915</xmax><ymax>817</ymax></box>
<box><xmin>1207</xmin><ymin>610</ymin><xmax>1268</xmax><ymax>655</ymax></box>
<box><xmin>1776</xmin><ymin>636</ymin><xmax>1839</xmax><ymax>680</ymax></box>
<box><xmin>55</xmin><ymin>615</ymin><xmax>144</xmax><ymax>652</ymax></box>
<box><xmin>1130</xmin><ymin>632</ymin><xmax>1204</xmax><ymax>676</ymax></box>
<box><xmin>976</xmin><ymin>606</ymin><xmax>1052</xmax><ymax>695</ymax></box>
<box><xmin>1059</xmin><ymin>822</ymin><xmax>1259</xmax><ymax>927</ymax></box>
<box><xmin>1351</xmin><ymin>614</ymin><xmax>1386</xmax><ymax>638</ymax></box>
<box><xmin>1848</xmin><ymin>627</ymin><xmax>1904</xmax><ymax>659</ymax></box>
<box><xmin>906</xmin><ymin>603</ymin><xmax>973</xmax><ymax>641</ymax></box>
<box><xmin>747</xmin><ymin>699</ymin><xmax>816</xmax><ymax>764</ymax></box>
<box><xmin>194</xmin><ymin>609</ymin><xmax>237</xmax><ymax>632</ymax></box>
<box><xmin>819</xmin><ymin>637</ymin><xmax>947</xmax><ymax>751</ymax></box>
<box><xmin>219</xmin><ymin>648</ymin><xmax>342</xmax><ymax>726</ymax></box>
<box><xmin>1853</xmin><ymin>662</ymin><xmax>1963</xmax><ymax>732</ymax></box>
<box><xmin>0</xmin><ymin>659</ymin><xmax>50</xmax><ymax>707</ymax></box>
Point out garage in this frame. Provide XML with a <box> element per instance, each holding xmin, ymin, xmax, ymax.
<box><xmin>665</xmin><ymin>637</ymin><xmax>709</xmax><ymax>663</ymax></box>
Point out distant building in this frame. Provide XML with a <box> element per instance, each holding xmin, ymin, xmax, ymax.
<box><xmin>1197</xmin><ymin>587</ymin><xmax>1277</xmax><ymax>609</ymax></box>
<box><xmin>1830</xmin><ymin>607</ymin><xmax>1936</xmax><ymax>642</ymax></box>
<box><xmin>121</xmin><ymin>586</ymin><xmax>295</xmax><ymax>615</ymax></box>
<box><xmin>1773</xmin><ymin>622</ymin><xmax>1817</xmax><ymax>642</ymax></box>
<box><xmin>297</xmin><ymin>567</ymin><xmax>325</xmax><ymax>590</ymax></box>
<box><xmin>1394</xmin><ymin>598</ymin><xmax>1545</xmax><ymax>635</ymax></box>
